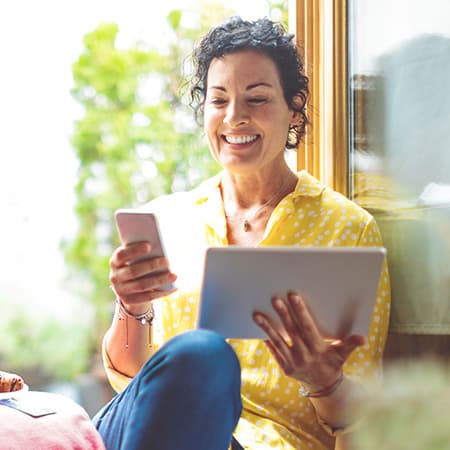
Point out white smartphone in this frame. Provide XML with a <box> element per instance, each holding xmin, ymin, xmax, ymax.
<box><xmin>114</xmin><ymin>209</ymin><xmax>174</xmax><ymax>291</ymax></box>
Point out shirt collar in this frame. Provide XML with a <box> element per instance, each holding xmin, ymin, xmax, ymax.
<box><xmin>192</xmin><ymin>169</ymin><xmax>326</xmax><ymax>204</ymax></box>
<box><xmin>291</xmin><ymin>170</ymin><xmax>326</xmax><ymax>198</ymax></box>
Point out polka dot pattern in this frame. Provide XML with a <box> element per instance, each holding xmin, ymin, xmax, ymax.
<box><xmin>104</xmin><ymin>171</ymin><xmax>391</xmax><ymax>450</ymax></box>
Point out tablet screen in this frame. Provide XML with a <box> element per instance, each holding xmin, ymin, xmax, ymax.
<box><xmin>197</xmin><ymin>246</ymin><xmax>386</xmax><ymax>339</ymax></box>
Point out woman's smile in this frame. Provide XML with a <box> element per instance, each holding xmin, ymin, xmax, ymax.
<box><xmin>223</xmin><ymin>134</ymin><xmax>259</xmax><ymax>145</ymax></box>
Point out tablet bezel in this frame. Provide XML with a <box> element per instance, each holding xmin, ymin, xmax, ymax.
<box><xmin>198</xmin><ymin>246</ymin><xmax>386</xmax><ymax>339</ymax></box>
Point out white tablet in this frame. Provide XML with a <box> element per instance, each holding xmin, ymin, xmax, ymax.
<box><xmin>197</xmin><ymin>246</ymin><xmax>386</xmax><ymax>339</ymax></box>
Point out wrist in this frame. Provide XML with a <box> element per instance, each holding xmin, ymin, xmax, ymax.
<box><xmin>116</xmin><ymin>298</ymin><xmax>154</xmax><ymax>324</ymax></box>
<box><xmin>114</xmin><ymin>298</ymin><xmax>154</xmax><ymax>349</ymax></box>
<box><xmin>299</xmin><ymin>373</ymin><xmax>344</xmax><ymax>398</ymax></box>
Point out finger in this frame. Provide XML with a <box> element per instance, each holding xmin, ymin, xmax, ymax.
<box><xmin>120</xmin><ymin>287</ymin><xmax>176</xmax><ymax>305</ymax></box>
<box><xmin>110</xmin><ymin>242</ymin><xmax>152</xmax><ymax>269</ymax></box>
<box><xmin>331</xmin><ymin>334</ymin><xmax>366</xmax><ymax>362</ymax></box>
<box><xmin>253</xmin><ymin>311</ymin><xmax>297</xmax><ymax>374</ymax></box>
<box><xmin>264</xmin><ymin>340</ymin><xmax>290</xmax><ymax>373</ymax></box>
<box><xmin>118</xmin><ymin>271</ymin><xmax>177</xmax><ymax>296</ymax></box>
<box><xmin>287</xmin><ymin>292</ymin><xmax>323</xmax><ymax>350</ymax></box>
<box><xmin>112</xmin><ymin>256</ymin><xmax>171</xmax><ymax>283</ymax></box>
<box><xmin>114</xmin><ymin>274</ymin><xmax>177</xmax><ymax>306</ymax></box>
<box><xmin>271</xmin><ymin>296</ymin><xmax>309</xmax><ymax>358</ymax></box>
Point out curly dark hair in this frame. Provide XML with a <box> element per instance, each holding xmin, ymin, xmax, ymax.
<box><xmin>189</xmin><ymin>16</ymin><xmax>309</xmax><ymax>149</ymax></box>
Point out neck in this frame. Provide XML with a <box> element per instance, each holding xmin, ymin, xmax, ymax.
<box><xmin>221</xmin><ymin>168</ymin><xmax>297</xmax><ymax>233</ymax></box>
<box><xmin>221</xmin><ymin>166</ymin><xmax>296</xmax><ymax>210</ymax></box>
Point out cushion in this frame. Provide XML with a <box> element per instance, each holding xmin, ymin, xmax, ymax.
<box><xmin>0</xmin><ymin>391</ymin><xmax>105</xmax><ymax>450</ymax></box>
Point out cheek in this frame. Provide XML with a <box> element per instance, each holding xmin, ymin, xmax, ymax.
<box><xmin>203</xmin><ymin>119</ymin><xmax>214</xmax><ymax>142</ymax></box>
<box><xmin>203</xmin><ymin>122</ymin><xmax>218</xmax><ymax>156</ymax></box>
<box><xmin>204</xmin><ymin>111</ymin><xmax>220</xmax><ymax>139</ymax></box>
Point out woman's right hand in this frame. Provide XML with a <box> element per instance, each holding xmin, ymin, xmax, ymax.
<box><xmin>109</xmin><ymin>241</ymin><xmax>177</xmax><ymax>312</ymax></box>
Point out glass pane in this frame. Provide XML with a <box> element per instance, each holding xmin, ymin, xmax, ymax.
<box><xmin>348</xmin><ymin>0</ymin><xmax>450</xmax><ymax>334</ymax></box>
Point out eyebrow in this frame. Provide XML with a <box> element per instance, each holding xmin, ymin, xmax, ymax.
<box><xmin>209</xmin><ymin>82</ymin><xmax>274</xmax><ymax>92</ymax></box>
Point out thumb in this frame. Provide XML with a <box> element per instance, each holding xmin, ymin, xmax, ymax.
<box><xmin>337</xmin><ymin>334</ymin><xmax>366</xmax><ymax>360</ymax></box>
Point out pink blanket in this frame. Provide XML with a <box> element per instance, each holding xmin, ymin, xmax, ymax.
<box><xmin>0</xmin><ymin>391</ymin><xmax>105</xmax><ymax>450</ymax></box>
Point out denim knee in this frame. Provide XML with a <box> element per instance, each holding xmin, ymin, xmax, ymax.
<box><xmin>141</xmin><ymin>329</ymin><xmax>241</xmax><ymax>395</ymax></box>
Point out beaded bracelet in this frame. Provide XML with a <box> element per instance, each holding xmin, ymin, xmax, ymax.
<box><xmin>116</xmin><ymin>298</ymin><xmax>154</xmax><ymax>348</ymax></box>
<box><xmin>299</xmin><ymin>373</ymin><xmax>344</xmax><ymax>398</ymax></box>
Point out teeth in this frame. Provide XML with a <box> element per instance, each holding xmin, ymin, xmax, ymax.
<box><xmin>225</xmin><ymin>135</ymin><xmax>258</xmax><ymax>144</ymax></box>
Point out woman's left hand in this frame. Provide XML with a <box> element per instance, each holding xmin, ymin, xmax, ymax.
<box><xmin>253</xmin><ymin>292</ymin><xmax>365</xmax><ymax>391</ymax></box>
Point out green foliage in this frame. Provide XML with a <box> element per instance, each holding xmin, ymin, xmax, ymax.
<box><xmin>1</xmin><ymin>1</ymin><xmax>289</xmax><ymax>382</ymax></box>
<box><xmin>65</xmin><ymin>0</ymin><xmax>289</xmax><ymax>367</ymax></box>
<box><xmin>266</xmin><ymin>0</ymin><xmax>289</xmax><ymax>29</ymax></box>
<box><xmin>0</xmin><ymin>303</ymin><xmax>91</xmax><ymax>381</ymax></box>
<box><xmin>65</xmin><ymin>5</ymin><xmax>235</xmax><ymax>356</ymax></box>
<box><xmin>167</xmin><ymin>10</ymin><xmax>182</xmax><ymax>31</ymax></box>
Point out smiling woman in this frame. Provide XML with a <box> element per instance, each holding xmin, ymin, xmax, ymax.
<box><xmin>92</xmin><ymin>15</ymin><xmax>391</xmax><ymax>450</ymax></box>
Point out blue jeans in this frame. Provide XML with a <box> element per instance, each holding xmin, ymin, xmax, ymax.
<box><xmin>93</xmin><ymin>330</ymin><xmax>243</xmax><ymax>450</ymax></box>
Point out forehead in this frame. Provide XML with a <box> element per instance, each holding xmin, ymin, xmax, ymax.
<box><xmin>206</xmin><ymin>50</ymin><xmax>281</xmax><ymax>88</ymax></box>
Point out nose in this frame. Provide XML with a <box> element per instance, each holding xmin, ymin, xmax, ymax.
<box><xmin>224</xmin><ymin>100</ymin><xmax>250</xmax><ymax>128</ymax></box>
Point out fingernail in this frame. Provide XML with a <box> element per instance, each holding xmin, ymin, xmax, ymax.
<box><xmin>275</xmin><ymin>298</ymin><xmax>285</xmax><ymax>309</ymax></box>
<box><xmin>254</xmin><ymin>314</ymin><xmax>264</xmax><ymax>325</ymax></box>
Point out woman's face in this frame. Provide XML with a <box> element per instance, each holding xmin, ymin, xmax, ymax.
<box><xmin>203</xmin><ymin>50</ymin><xmax>297</xmax><ymax>175</ymax></box>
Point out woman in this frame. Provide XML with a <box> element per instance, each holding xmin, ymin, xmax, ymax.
<box><xmin>93</xmin><ymin>16</ymin><xmax>391</xmax><ymax>450</ymax></box>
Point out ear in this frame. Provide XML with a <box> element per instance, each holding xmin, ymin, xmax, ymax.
<box><xmin>289</xmin><ymin>94</ymin><xmax>306</xmax><ymax>125</ymax></box>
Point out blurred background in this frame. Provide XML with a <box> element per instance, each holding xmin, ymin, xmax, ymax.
<box><xmin>0</xmin><ymin>0</ymin><xmax>288</xmax><ymax>415</ymax></box>
<box><xmin>1</xmin><ymin>0</ymin><xmax>449</xmax><ymax>424</ymax></box>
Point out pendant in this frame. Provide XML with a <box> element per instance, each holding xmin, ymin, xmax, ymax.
<box><xmin>243</xmin><ymin>219</ymin><xmax>251</xmax><ymax>232</ymax></box>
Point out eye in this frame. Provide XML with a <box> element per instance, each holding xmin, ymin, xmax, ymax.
<box><xmin>248</xmin><ymin>97</ymin><xmax>268</xmax><ymax>105</ymax></box>
<box><xmin>208</xmin><ymin>97</ymin><xmax>227</xmax><ymax>106</ymax></box>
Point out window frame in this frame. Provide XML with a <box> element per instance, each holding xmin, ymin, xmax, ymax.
<box><xmin>290</xmin><ymin>0</ymin><xmax>349</xmax><ymax>196</ymax></box>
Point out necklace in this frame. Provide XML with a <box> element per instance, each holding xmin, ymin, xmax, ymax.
<box><xmin>225</xmin><ymin>177</ymin><xmax>290</xmax><ymax>232</ymax></box>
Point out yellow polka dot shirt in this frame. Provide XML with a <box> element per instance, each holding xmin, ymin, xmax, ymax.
<box><xmin>103</xmin><ymin>170</ymin><xmax>391</xmax><ymax>450</ymax></box>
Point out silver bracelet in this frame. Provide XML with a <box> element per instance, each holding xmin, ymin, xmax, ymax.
<box><xmin>116</xmin><ymin>298</ymin><xmax>154</xmax><ymax>324</ymax></box>
<box><xmin>116</xmin><ymin>298</ymin><xmax>154</xmax><ymax>348</ymax></box>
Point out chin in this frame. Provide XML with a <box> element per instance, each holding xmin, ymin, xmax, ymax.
<box><xmin>221</xmin><ymin>158</ymin><xmax>260</xmax><ymax>174</ymax></box>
